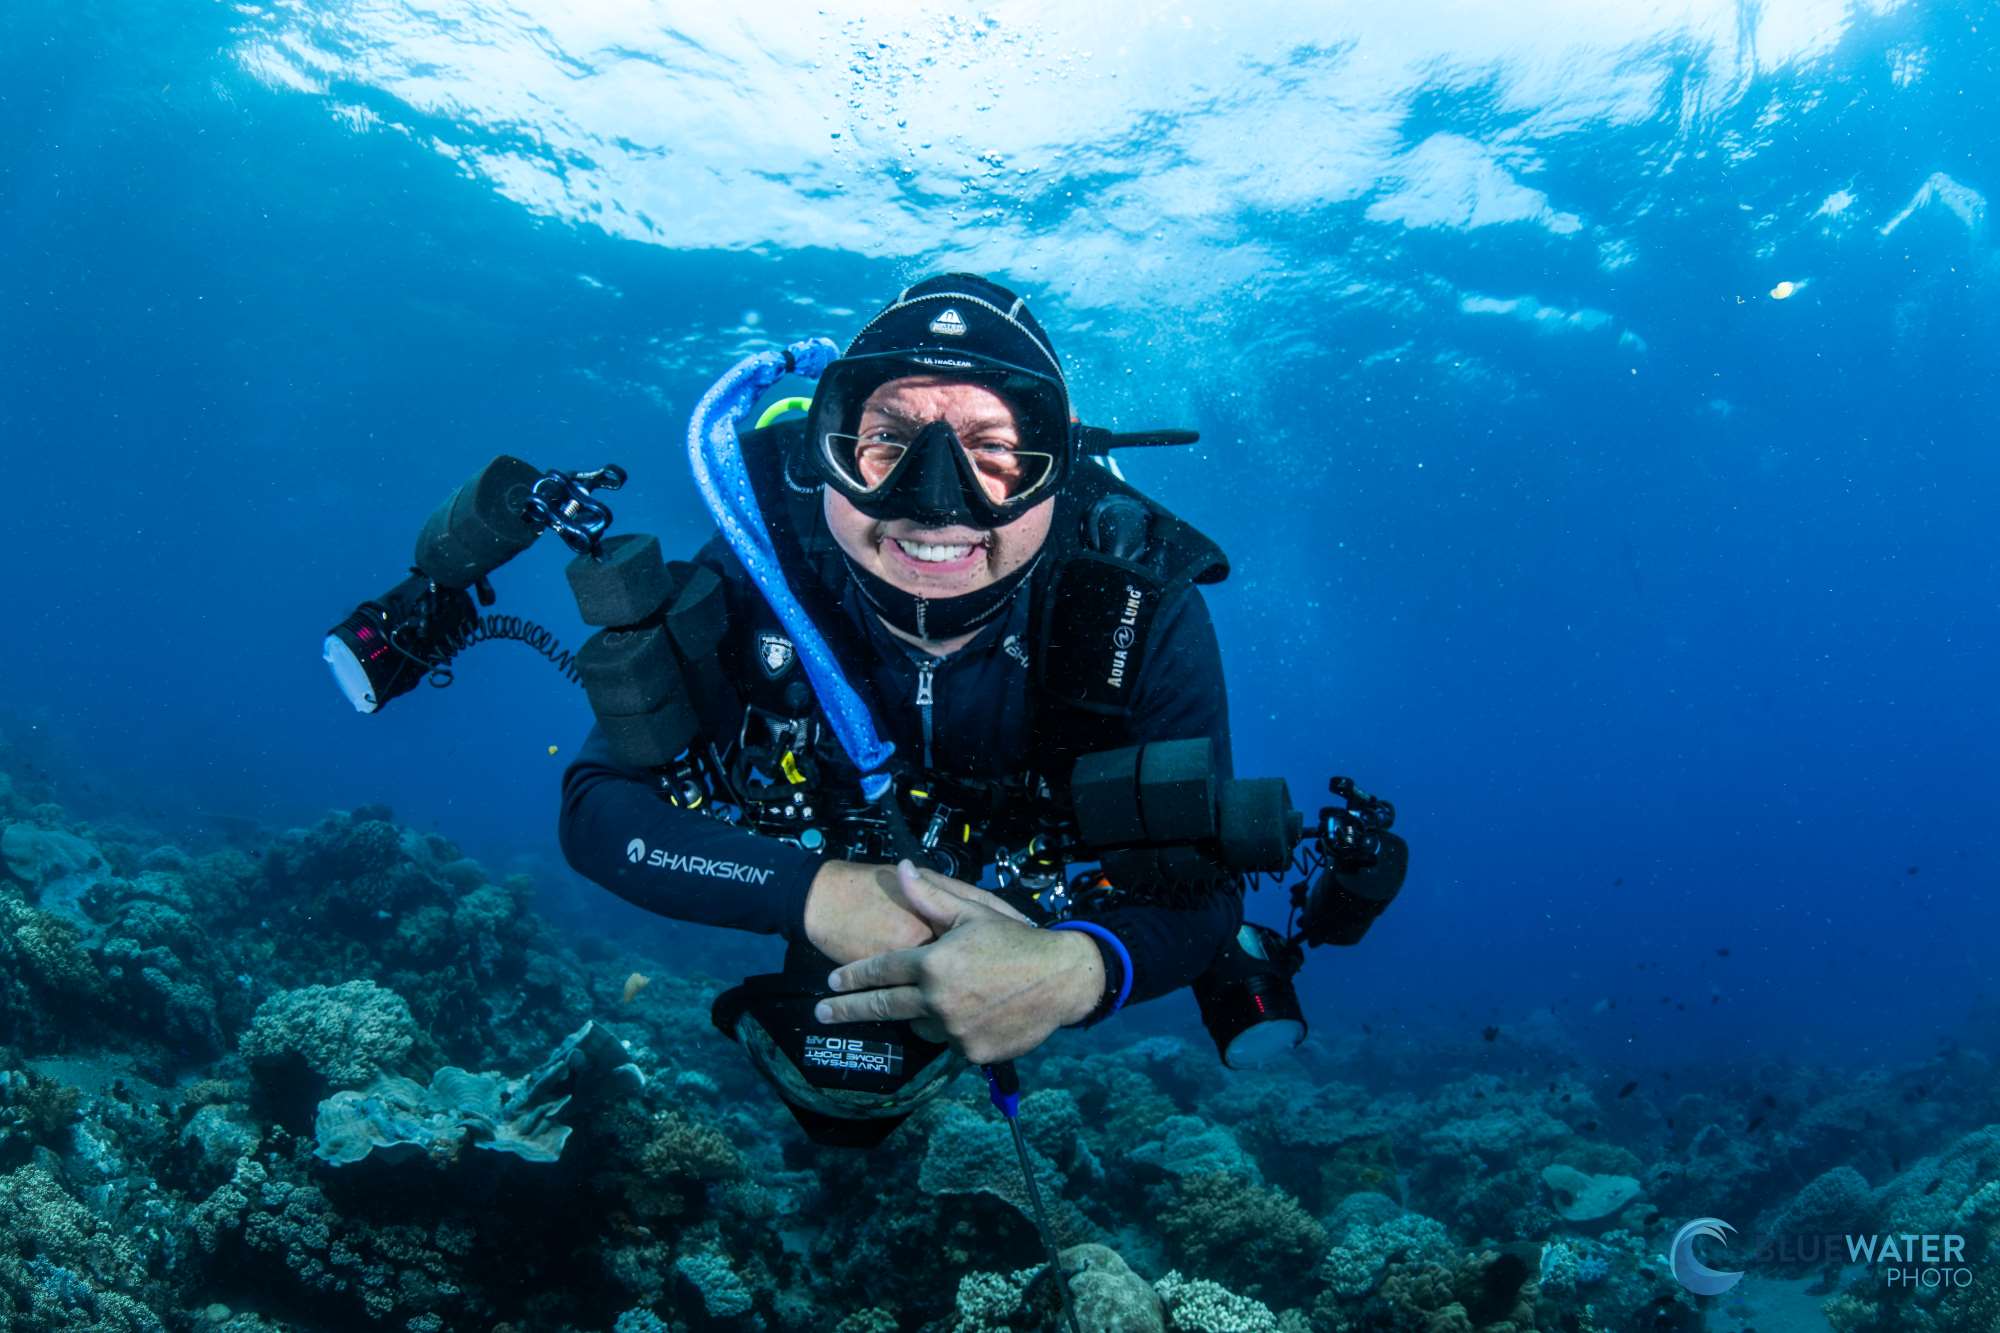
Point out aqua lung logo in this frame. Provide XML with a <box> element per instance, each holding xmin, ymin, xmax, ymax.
<box><xmin>757</xmin><ymin>632</ymin><xmax>795</xmax><ymax>678</ymax></box>
<box><xmin>1670</xmin><ymin>1219</ymin><xmax>1745</xmax><ymax>1296</ymax></box>
<box><xmin>928</xmin><ymin>307</ymin><xmax>968</xmax><ymax>336</ymax></box>
<box><xmin>1105</xmin><ymin>585</ymin><xmax>1145</xmax><ymax>689</ymax></box>
<box><xmin>621</xmin><ymin>837</ymin><xmax>775</xmax><ymax>884</ymax></box>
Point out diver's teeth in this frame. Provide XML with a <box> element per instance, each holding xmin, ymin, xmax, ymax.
<box><xmin>895</xmin><ymin>540</ymin><xmax>976</xmax><ymax>563</ymax></box>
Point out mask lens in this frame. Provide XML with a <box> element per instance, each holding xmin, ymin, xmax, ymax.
<box><xmin>963</xmin><ymin>439</ymin><xmax>1054</xmax><ymax>502</ymax></box>
<box><xmin>809</xmin><ymin>361</ymin><xmax>1070</xmax><ymax>512</ymax></box>
<box><xmin>823</xmin><ymin>431</ymin><xmax>1057</xmax><ymax>505</ymax></box>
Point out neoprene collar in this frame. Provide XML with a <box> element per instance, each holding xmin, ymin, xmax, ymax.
<box><xmin>842</xmin><ymin>548</ymin><xmax>1042</xmax><ymax>642</ymax></box>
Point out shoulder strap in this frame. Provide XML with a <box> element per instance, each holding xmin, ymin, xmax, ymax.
<box><xmin>1032</xmin><ymin>461</ymin><xmax>1227</xmax><ymax>720</ymax></box>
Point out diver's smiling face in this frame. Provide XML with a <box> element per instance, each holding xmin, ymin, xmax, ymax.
<box><xmin>822</xmin><ymin>375</ymin><xmax>1054</xmax><ymax>604</ymax></box>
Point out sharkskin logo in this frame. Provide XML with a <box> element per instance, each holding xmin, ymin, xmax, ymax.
<box><xmin>929</xmin><ymin>307</ymin><xmax>968</xmax><ymax>336</ymax></box>
<box><xmin>620</xmin><ymin>836</ymin><xmax>776</xmax><ymax>883</ymax></box>
<box><xmin>1670</xmin><ymin>1218</ymin><xmax>1745</xmax><ymax>1296</ymax></box>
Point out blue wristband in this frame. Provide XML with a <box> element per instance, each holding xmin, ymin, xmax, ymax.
<box><xmin>1048</xmin><ymin>920</ymin><xmax>1133</xmax><ymax>1019</ymax></box>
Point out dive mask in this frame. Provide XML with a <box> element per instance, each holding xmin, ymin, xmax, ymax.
<box><xmin>807</xmin><ymin>357</ymin><xmax>1072</xmax><ymax>528</ymax></box>
<box><xmin>804</xmin><ymin>275</ymin><xmax>1075</xmax><ymax>529</ymax></box>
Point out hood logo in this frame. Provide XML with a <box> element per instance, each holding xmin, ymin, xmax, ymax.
<box><xmin>625</xmin><ymin>837</ymin><xmax>646</xmax><ymax>864</ymax></box>
<box><xmin>758</xmin><ymin>632</ymin><xmax>795</xmax><ymax>678</ymax></box>
<box><xmin>1670</xmin><ymin>1218</ymin><xmax>1745</xmax><ymax>1296</ymax></box>
<box><xmin>929</xmin><ymin>307</ymin><xmax>968</xmax><ymax>337</ymax></box>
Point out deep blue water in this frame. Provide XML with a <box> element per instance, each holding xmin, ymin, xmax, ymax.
<box><xmin>4</xmin><ymin>0</ymin><xmax>1995</xmax><ymax>1072</ymax></box>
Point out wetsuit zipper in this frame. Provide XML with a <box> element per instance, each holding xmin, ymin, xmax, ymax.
<box><xmin>914</xmin><ymin>658</ymin><xmax>936</xmax><ymax>769</ymax></box>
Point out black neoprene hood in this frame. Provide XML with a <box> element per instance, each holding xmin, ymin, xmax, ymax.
<box><xmin>842</xmin><ymin>272</ymin><xmax>1067</xmax><ymax>391</ymax></box>
<box><xmin>806</xmin><ymin>273</ymin><xmax>1071</xmax><ymax>450</ymax></box>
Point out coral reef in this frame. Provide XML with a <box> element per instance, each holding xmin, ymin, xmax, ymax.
<box><xmin>2</xmin><ymin>747</ymin><xmax>1997</xmax><ymax>1332</ymax></box>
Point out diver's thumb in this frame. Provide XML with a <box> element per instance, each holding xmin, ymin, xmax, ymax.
<box><xmin>896</xmin><ymin>859</ymin><xmax>971</xmax><ymax>931</ymax></box>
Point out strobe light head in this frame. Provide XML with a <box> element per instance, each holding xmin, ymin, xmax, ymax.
<box><xmin>1296</xmin><ymin>828</ymin><xmax>1409</xmax><ymax>948</ymax></box>
<box><xmin>1293</xmin><ymin>775</ymin><xmax>1408</xmax><ymax>947</ymax></box>
<box><xmin>323</xmin><ymin>574</ymin><xmax>474</xmax><ymax>713</ymax></box>
<box><xmin>1193</xmin><ymin>922</ymin><xmax>1307</xmax><ymax>1069</ymax></box>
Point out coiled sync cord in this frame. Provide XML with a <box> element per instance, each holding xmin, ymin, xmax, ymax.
<box><xmin>387</xmin><ymin>611</ymin><xmax>582</xmax><ymax>690</ymax></box>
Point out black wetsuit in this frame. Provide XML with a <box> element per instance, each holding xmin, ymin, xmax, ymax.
<box><xmin>558</xmin><ymin>555</ymin><xmax>1241</xmax><ymax>1014</ymax></box>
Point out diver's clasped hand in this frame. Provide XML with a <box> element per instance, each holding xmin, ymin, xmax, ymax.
<box><xmin>815</xmin><ymin>861</ymin><xmax>1104</xmax><ymax>1064</ymax></box>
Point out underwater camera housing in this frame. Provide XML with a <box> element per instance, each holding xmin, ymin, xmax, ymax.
<box><xmin>1050</xmin><ymin>741</ymin><xmax>1409</xmax><ymax>1067</ymax></box>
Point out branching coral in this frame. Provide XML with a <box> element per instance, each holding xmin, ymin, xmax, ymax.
<box><xmin>240</xmin><ymin>979</ymin><xmax>419</xmax><ymax>1088</ymax></box>
<box><xmin>1158</xmin><ymin>1171</ymin><xmax>1328</xmax><ymax>1307</ymax></box>
<box><xmin>0</xmin><ymin>1164</ymin><xmax>166</xmax><ymax>1329</ymax></box>
<box><xmin>674</xmin><ymin>1245</ymin><xmax>755</xmax><ymax>1319</ymax></box>
<box><xmin>1154</xmin><ymin>1270</ymin><xmax>1280</xmax><ymax>1333</ymax></box>
<box><xmin>1320</xmin><ymin>1195</ymin><xmax>1451</xmax><ymax>1299</ymax></box>
<box><xmin>1130</xmin><ymin>1114</ymin><xmax>1263</xmax><ymax>1183</ymax></box>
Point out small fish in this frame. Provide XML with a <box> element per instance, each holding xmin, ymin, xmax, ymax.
<box><xmin>1481</xmin><ymin>1025</ymin><xmax>1500</xmax><ymax>1043</ymax></box>
<box><xmin>621</xmin><ymin>972</ymin><xmax>651</xmax><ymax>1004</ymax></box>
<box><xmin>1746</xmin><ymin>1116</ymin><xmax>1766</xmax><ymax>1132</ymax></box>
<box><xmin>1716</xmin><ymin>947</ymin><xmax>1731</xmax><ymax>957</ymax></box>
<box><xmin>1361</xmin><ymin>1023</ymin><xmax>1372</xmax><ymax>1034</ymax></box>
<box><xmin>1618</xmin><ymin>1080</ymin><xmax>1639</xmax><ymax>1099</ymax></box>
<box><xmin>1762</xmin><ymin>1094</ymin><xmax>1778</xmax><ymax>1109</ymax></box>
<box><xmin>1613</xmin><ymin>877</ymin><xmax>1624</xmax><ymax>886</ymax></box>
<box><xmin>1666</xmin><ymin>1116</ymin><xmax>1676</xmax><ymax>1130</ymax></box>
<box><xmin>1906</xmin><ymin>865</ymin><xmax>1920</xmax><ymax>876</ymax></box>
<box><xmin>1580</xmin><ymin>1120</ymin><xmax>1600</xmax><ymax>1133</ymax></box>
<box><xmin>1923</xmin><ymin>1178</ymin><xmax>1943</xmax><ymax>1195</ymax></box>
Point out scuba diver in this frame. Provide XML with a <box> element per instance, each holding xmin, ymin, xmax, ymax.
<box><xmin>324</xmin><ymin>271</ymin><xmax>1407</xmax><ymax>1162</ymax></box>
<box><xmin>558</xmin><ymin>274</ymin><xmax>1242</xmax><ymax>1120</ymax></box>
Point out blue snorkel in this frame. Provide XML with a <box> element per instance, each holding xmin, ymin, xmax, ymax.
<box><xmin>685</xmin><ymin>338</ymin><xmax>898</xmax><ymax>802</ymax></box>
